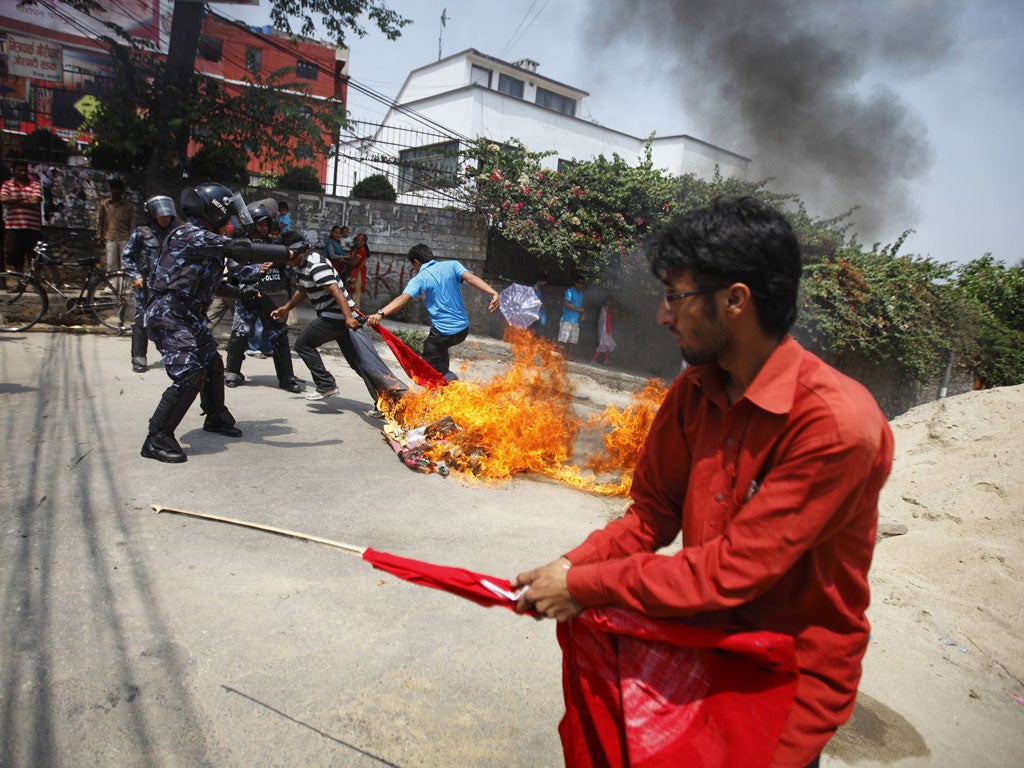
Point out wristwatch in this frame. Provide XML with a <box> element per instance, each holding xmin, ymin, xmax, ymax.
<box><xmin>375</xmin><ymin>308</ymin><xmax>387</xmax><ymax>317</ymax></box>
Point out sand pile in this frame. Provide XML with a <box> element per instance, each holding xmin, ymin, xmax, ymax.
<box><xmin>827</xmin><ymin>384</ymin><xmax>1024</xmax><ymax>766</ymax></box>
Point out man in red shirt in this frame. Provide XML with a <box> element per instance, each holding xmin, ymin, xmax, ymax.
<box><xmin>0</xmin><ymin>159</ymin><xmax>43</xmax><ymax>273</ymax></box>
<box><xmin>515</xmin><ymin>197</ymin><xmax>894</xmax><ymax>767</ymax></box>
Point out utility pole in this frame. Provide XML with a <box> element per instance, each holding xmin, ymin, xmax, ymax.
<box><xmin>438</xmin><ymin>8</ymin><xmax>449</xmax><ymax>60</ymax></box>
<box><xmin>145</xmin><ymin>0</ymin><xmax>206</xmax><ymax>187</ymax></box>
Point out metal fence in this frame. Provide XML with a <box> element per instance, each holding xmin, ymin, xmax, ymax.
<box><xmin>327</xmin><ymin>119</ymin><xmax>472</xmax><ymax>210</ymax></box>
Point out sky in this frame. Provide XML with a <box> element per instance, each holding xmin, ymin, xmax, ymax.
<box><xmin>225</xmin><ymin>0</ymin><xmax>1024</xmax><ymax>266</ymax></box>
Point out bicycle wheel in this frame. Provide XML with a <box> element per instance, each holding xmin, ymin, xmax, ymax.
<box><xmin>0</xmin><ymin>271</ymin><xmax>48</xmax><ymax>331</ymax></box>
<box><xmin>88</xmin><ymin>270</ymin><xmax>134</xmax><ymax>334</ymax></box>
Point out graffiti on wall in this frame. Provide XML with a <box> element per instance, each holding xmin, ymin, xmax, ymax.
<box><xmin>367</xmin><ymin>252</ymin><xmax>416</xmax><ymax>302</ymax></box>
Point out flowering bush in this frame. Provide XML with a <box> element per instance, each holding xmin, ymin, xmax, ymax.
<box><xmin>461</xmin><ymin>139</ymin><xmax>676</xmax><ymax>276</ymax></box>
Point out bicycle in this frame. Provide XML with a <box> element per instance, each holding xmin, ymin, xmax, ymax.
<box><xmin>0</xmin><ymin>238</ymin><xmax>134</xmax><ymax>333</ymax></box>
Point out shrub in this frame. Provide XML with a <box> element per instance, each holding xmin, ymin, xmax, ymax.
<box><xmin>187</xmin><ymin>144</ymin><xmax>248</xmax><ymax>185</ymax></box>
<box><xmin>276</xmin><ymin>165</ymin><xmax>323</xmax><ymax>192</ymax></box>
<box><xmin>350</xmin><ymin>173</ymin><xmax>397</xmax><ymax>201</ymax></box>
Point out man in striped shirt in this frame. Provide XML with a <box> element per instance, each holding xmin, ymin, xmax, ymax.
<box><xmin>270</xmin><ymin>233</ymin><xmax>406</xmax><ymax>411</ymax></box>
<box><xmin>0</xmin><ymin>160</ymin><xmax>42</xmax><ymax>273</ymax></box>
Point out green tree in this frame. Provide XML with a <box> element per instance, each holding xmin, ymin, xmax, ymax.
<box><xmin>350</xmin><ymin>173</ymin><xmax>397</xmax><ymax>201</ymax></box>
<box><xmin>191</xmin><ymin>67</ymin><xmax>347</xmax><ymax>182</ymax></box>
<box><xmin>187</xmin><ymin>144</ymin><xmax>249</xmax><ymax>185</ymax></box>
<box><xmin>276</xmin><ymin>165</ymin><xmax>323</xmax><ymax>192</ymax></box>
<box><xmin>795</xmin><ymin>233</ymin><xmax>958</xmax><ymax>380</ymax></box>
<box><xmin>39</xmin><ymin>0</ymin><xmax>409</xmax><ymax>184</ymax></box>
<box><xmin>19</xmin><ymin>129</ymin><xmax>72</xmax><ymax>164</ymax></box>
<box><xmin>952</xmin><ymin>255</ymin><xmax>1024</xmax><ymax>387</ymax></box>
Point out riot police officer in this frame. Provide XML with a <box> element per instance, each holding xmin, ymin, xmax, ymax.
<box><xmin>223</xmin><ymin>201</ymin><xmax>302</xmax><ymax>393</ymax></box>
<box><xmin>121</xmin><ymin>194</ymin><xmax>176</xmax><ymax>373</ymax></box>
<box><xmin>141</xmin><ymin>182</ymin><xmax>292</xmax><ymax>463</ymax></box>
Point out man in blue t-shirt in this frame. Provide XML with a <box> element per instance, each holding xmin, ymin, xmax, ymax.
<box><xmin>559</xmin><ymin>276</ymin><xmax>585</xmax><ymax>359</ymax></box>
<box><xmin>367</xmin><ymin>243</ymin><xmax>500</xmax><ymax>380</ymax></box>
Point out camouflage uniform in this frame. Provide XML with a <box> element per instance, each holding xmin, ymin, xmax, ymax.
<box><xmin>143</xmin><ymin>219</ymin><xmax>264</xmax><ymax>439</ymax></box>
<box><xmin>121</xmin><ymin>222</ymin><xmax>172</xmax><ymax>371</ymax></box>
<box><xmin>223</xmin><ymin>260</ymin><xmax>301</xmax><ymax>392</ymax></box>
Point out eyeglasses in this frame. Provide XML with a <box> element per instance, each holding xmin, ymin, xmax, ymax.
<box><xmin>662</xmin><ymin>287</ymin><xmax>717</xmax><ymax>306</ymax></box>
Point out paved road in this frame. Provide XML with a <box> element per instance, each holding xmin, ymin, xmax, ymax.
<box><xmin>1</xmin><ymin>329</ymin><xmax>626</xmax><ymax>767</ymax></box>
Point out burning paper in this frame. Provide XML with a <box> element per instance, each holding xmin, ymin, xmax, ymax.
<box><xmin>380</xmin><ymin>328</ymin><xmax>667</xmax><ymax>495</ymax></box>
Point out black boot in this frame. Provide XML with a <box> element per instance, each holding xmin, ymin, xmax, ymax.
<box><xmin>272</xmin><ymin>338</ymin><xmax>302</xmax><ymax>393</ymax></box>
<box><xmin>141</xmin><ymin>370</ymin><xmax>205</xmax><ymax>463</ymax></box>
<box><xmin>200</xmin><ymin>355</ymin><xmax>243</xmax><ymax>437</ymax></box>
<box><xmin>141</xmin><ymin>432</ymin><xmax>186</xmax><ymax>463</ymax></box>
<box><xmin>224</xmin><ymin>332</ymin><xmax>247</xmax><ymax>387</ymax></box>
<box><xmin>131</xmin><ymin>326</ymin><xmax>148</xmax><ymax>372</ymax></box>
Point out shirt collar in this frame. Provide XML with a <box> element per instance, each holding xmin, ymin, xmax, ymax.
<box><xmin>697</xmin><ymin>334</ymin><xmax>802</xmax><ymax>415</ymax></box>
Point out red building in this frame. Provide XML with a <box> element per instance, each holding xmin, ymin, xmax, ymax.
<box><xmin>194</xmin><ymin>12</ymin><xmax>349</xmax><ymax>183</ymax></box>
<box><xmin>0</xmin><ymin>1</ymin><xmax>347</xmax><ymax>183</ymax></box>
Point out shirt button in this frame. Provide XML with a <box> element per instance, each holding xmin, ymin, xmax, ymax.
<box><xmin>726</xmin><ymin>437</ymin><xmax>735</xmax><ymax>446</ymax></box>
<box><xmin>715</xmin><ymin>493</ymin><xmax>724</xmax><ymax>502</ymax></box>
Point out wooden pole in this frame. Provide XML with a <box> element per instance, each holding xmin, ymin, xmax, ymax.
<box><xmin>152</xmin><ymin>504</ymin><xmax>367</xmax><ymax>555</ymax></box>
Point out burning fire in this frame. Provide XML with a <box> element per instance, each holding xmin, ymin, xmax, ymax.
<box><xmin>381</xmin><ymin>327</ymin><xmax>667</xmax><ymax>496</ymax></box>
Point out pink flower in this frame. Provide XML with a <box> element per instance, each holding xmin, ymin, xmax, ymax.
<box><xmin>489</xmin><ymin>170</ymin><xmax>503</xmax><ymax>182</ymax></box>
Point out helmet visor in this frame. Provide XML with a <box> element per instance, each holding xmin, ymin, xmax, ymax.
<box><xmin>145</xmin><ymin>195</ymin><xmax>176</xmax><ymax>220</ymax></box>
<box><xmin>229</xmin><ymin>192</ymin><xmax>252</xmax><ymax>228</ymax></box>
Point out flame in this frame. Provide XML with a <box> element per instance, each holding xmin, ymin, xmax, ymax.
<box><xmin>381</xmin><ymin>327</ymin><xmax>668</xmax><ymax>496</ymax></box>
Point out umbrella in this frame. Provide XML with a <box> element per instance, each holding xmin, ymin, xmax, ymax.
<box><xmin>499</xmin><ymin>283</ymin><xmax>542</xmax><ymax>328</ymax></box>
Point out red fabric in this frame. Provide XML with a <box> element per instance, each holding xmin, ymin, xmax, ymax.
<box><xmin>558</xmin><ymin>608</ymin><xmax>797</xmax><ymax>768</ymax></box>
<box><xmin>1</xmin><ymin>179</ymin><xmax>43</xmax><ymax>229</ymax></box>
<box><xmin>362</xmin><ymin>548</ymin><xmax>536</xmax><ymax>614</ymax></box>
<box><xmin>565</xmin><ymin>336</ymin><xmax>894</xmax><ymax>765</ymax></box>
<box><xmin>372</xmin><ymin>324</ymin><xmax>448</xmax><ymax>388</ymax></box>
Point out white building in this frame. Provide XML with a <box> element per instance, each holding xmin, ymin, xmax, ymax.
<box><xmin>330</xmin><ymin>48</ymin><xmax>749</xmax><ymax>205</ymax></box>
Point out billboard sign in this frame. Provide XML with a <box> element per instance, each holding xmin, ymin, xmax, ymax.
<box><xmin>4</xmin><ymin>32</ymin><xmax>61</xmax><ymax>82</ymax></box>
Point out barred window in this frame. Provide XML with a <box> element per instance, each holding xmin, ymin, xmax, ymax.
<box><xmin>246</xmin><ymin>47</ymin><xmax>261</xmax><ymax>74</ymax></box>
<box><xmin>296</xmin><ymin>59</ymin><xmax>318</xmax><ymax>80</ymax></box>
<box><xmin>398</xmin><ymin>140</ymin><xmax>460</xmax><ymax>192</ymax></box>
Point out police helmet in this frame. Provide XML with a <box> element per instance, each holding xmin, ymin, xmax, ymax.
<box><xmin>247</xmin><ymin>201</ymin><xmax>274</xmax><ymax>224</ymax></box>
<box><xmin>144</xmin><ymin>195</ymin><xmax>176</xmax><ymax>221</ymax></box>
<box><xmin>181</xmin><ymin>182</ymin><xmax>239</xmax><ymax>228</ymax></box>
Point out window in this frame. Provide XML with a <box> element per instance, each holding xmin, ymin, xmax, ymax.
<box><xmin>296</xmin><ymin>59</ymin><xmax>318</xmax><ymax>80</ymax></box>
<box><xmin>197</xmin><ymin>35</ymin><xmax>222</xmax><ymax>63</ymax></box>
<box><xmin>557</xmin><ymin>158</ymin><xmax>577</xmax><ymax>173</ymax></box>
<box><xmin>497</xmin><ymin>73</ymin><xmax>524</xmax><ymax>99</ymax></box>
<box><xmin>470</xmin><ymin>65</ymin><xmax>491</xmax><ymax>88</ymax></box>
<box><xmin>398</xmin><ymin>140</ymin><xmax>460</xmax><ymax>192</ymax></box>
<box><xmin>535</xmin><ymin>87</ymin><xmax>576</xmax><ymax>116</ymax></box>
<box><xmin>245</xmin><ymin>47</ymin><xmax>261</xmax><ymax>74</ymax></box>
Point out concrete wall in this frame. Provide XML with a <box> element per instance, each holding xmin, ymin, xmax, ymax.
<box><xmin>259</xmin><ymin>188</ymin><xmax>490</xmax><ymax>315</ymax></box>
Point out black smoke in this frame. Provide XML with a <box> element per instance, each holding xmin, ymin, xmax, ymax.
<box><xmin>583</xmin><ymin>0</ymin><xmax>962</xmax><ymax>240</ymax></box>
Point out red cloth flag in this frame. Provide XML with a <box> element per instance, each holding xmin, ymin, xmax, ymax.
<box><xmin>558</xmin><ymin>608</ymin><xmax>797</xmax><ymax>768</ymax></box>
<box><xmin>363</xmin><ymin>547</ymin><xmax>797</xmax><ymax>767</ymax></box>
<box><xmin>371</xmin><ymin>324</ymin><xmax>448</xmax><ymax>389</ymax></box>
<box><xmin>362</xmin><ymin>548</ymin><xmax>536</xmax><ymax>614</ymax></box>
